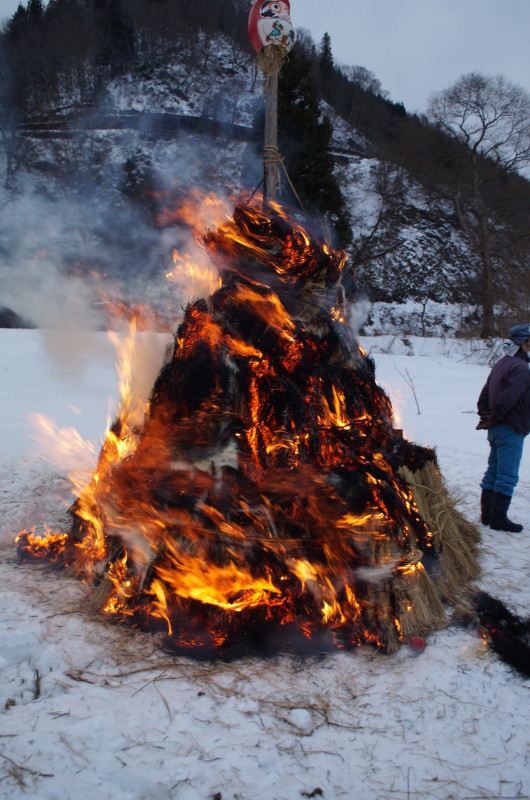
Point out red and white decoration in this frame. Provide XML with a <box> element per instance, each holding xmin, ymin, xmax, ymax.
<box><xmin>248</xmin><ymin>0</ymin><xmax>296</xmax><ymax>54</ymax></box>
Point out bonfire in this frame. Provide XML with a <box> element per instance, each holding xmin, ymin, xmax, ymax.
<box><xmin>16</xmin><ymin>200</ymin><xmax>481</xmax><ymax>658</ymax></box>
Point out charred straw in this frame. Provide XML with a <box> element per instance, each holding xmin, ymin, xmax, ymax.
<box><xmin>16</xmin><ymin>202</ymin><xmax>488</xmax><ymax>664</ymax></box>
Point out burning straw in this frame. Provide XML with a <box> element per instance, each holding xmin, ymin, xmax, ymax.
<box><xmin>16</xmin><ymin>201</ymin><xmax>480</xmax><ymax>659</ymax></box>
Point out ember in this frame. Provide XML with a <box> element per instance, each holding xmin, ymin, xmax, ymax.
<box><xmin>16</xmin><ymin>201</ymin><xmax>480</xmax><ymax>658</ymax></box>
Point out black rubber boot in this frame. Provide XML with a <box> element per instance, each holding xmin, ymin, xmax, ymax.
<box><xmin>480</xmin><ymin>489</ymin><xmax>494</xmax><ymax>525</ymax></box>
<box><xmin>490</xmin><ymin>493</ymin><xmax>523</xmax><ymax>532</ymax></box>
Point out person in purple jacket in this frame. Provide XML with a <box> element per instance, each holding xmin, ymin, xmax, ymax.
<box><xmin>477</xmin><ymin>323</ymin><xmax>530</xmax><ymax>532</ymax></box>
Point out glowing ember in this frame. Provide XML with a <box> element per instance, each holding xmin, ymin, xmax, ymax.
<box><xmin>16</xmin><ymin>200</ymin><xmax>479</xmax><ymax>658</ymax></box>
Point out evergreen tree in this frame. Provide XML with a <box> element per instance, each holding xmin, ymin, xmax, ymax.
<box><xmin>277</xmin><ymin>47</ymin><xmax>352</xmax><ymax>248</ymax></box>
<box><xmin>93</xmin><ymin>0</ymin><xmax>135</xmax><ymax>72</ymax></box>
<box><xmin>6</xmin><ymin>3</ymin><xmax>28</xmax><ymax>42</ymax></box>
<box><xmin>318</xmin><ymin>32</ymin><xmax>335</xmax><ymax>93</ymax></box>
<box><xmin>27</xmin><ymin>0</ymin><xmax>44</xmax><ymax>25</ymax></box>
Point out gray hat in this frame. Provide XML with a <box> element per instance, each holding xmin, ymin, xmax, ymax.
<box><xmin>508</xmin><ymin>323</ymin><xmax>530</xmax><ymax>346</ymax></box>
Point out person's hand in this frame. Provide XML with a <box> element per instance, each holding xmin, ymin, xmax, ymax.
<box><xmin>476</xmin><ymin>415</ymin><xmax>494</xmax><ymax>430</ymax></box>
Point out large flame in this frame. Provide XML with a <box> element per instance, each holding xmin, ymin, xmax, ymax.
<box><xmin>16</xmin><ymin>197</ymin><xmax>445</xmax><ymax>658</ymax></box>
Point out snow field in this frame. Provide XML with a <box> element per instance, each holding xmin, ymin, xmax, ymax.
<box><xmin>0</xmin><ymin>329</ymin><xmax>528</xmax><ymax>800</ymax></box>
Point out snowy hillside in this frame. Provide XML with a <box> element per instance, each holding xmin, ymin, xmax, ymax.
<box><xmin>102</xmin><ymin>33</ymin><xmax>260</xmax><ymax>127</ymax></box>
<box><xmin>0</xmin><ymin>32</ymin><xmax>483</xmax><ymax>336</ymax></box>
<box><xmin>1</xmin><ymin>328</ymin><xmax>529</xmax><ymax>800</ymax></box>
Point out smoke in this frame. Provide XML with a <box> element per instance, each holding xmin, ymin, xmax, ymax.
<box><xmin>0</xmin><ymin>88</ymin><xmax>268</xmax><ymax>505</ymax></box>
<box><xmin>0</xmin><ymin>130</ymin><xmax>253</xmax><ymax>333</ymax></box>
<box><xmin>0</xmin><ymin>188</ymin><xmax>103</xmax><ymax>330</ymax></box>
<box><xmin>22</xmin><ymin>327</ymin><xmax>173</xmax><ymax>495</ymax></box>
<box><xmin>0</xmin><ymin>26</ymin><xmax>301</xmax><ymax>339</ymax></box>
<box><xmin>108</xmin><ymin>325</ymin><xmax>174</xmax><ymax>429</ymax></box>
<box><xmin>3</xmin><ymin>107</ymin><xmax>259</xmax><ymax>326</ymax></box>
<box><xmin>347</xmin><ymin>294</ymin><xmax>372</xmax><ymax>336</ymax></box>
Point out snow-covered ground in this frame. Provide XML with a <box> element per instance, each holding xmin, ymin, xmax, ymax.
<box><xmin>0</xmin><ymin>329</ymin><xmax>529</xmax><ymax>800</ymax></box>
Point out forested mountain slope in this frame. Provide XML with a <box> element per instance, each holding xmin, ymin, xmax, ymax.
<box><xmin>1</xmin><ymin>0</ymin><xmax>528</xmax><ymax>335</ymax></box>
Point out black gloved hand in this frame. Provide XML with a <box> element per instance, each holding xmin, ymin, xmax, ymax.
<box><xmin>476</xmin><ymin>415</ymin><xmax>494</xmax><ymax>430</ymax></box>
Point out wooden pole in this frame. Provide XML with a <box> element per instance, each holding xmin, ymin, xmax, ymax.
<box><xmin>263</xmin><ymin>57</ymin><xmax>279</xmax><ymax>208</ymax></box>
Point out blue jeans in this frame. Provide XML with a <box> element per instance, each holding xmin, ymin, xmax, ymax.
<box><xmin>481</xmin><ymin>424</ymin><xmax>525</xmax><ymax>497</ymax></box>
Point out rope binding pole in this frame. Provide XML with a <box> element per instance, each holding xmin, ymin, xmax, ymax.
<box><xmin>248</xmin><ymin>1</ymin><xmax>296</xmax><ymax>208</ymax></box>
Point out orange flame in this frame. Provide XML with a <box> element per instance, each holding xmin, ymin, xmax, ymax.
<box><xmin>15</xmin><ymin>194</ymin><xmax>437</xmax><ymax>656</ymax></box>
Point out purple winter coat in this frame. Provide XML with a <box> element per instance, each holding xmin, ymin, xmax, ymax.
<box><xmin>477</xmin><ymin>349</ymin><xmax>530</xmax><ymax>436</ymax></box>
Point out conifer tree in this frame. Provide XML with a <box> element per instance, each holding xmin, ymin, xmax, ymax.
<box><xmin>318</xmin><ymin>32</ymin><xmax>335</xmax><ymax>91</ymax></box>
<box><xmin>93</xmin><ymin>0</ymin><xmax>135</xmax><ymax>72</ymax></box>
<box><xmin>27</xmin><ymin>0</ymin><xmax>44</xmax><ymax>25</ymax></box>
<box><xmin>277</xmin><ymin>47</ymin><xmax>352</xmax><ymax>249</ymax></box>
<box><xmin>6</xmin><ymin>3</ymin><xmax>28</xmax><ymax>41</ymax></box>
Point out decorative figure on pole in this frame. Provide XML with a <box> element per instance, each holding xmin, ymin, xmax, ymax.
<box><xmin>248</xmin><ymin>1</ymin><xmax>295</xmax><ymax>206</ymax></box>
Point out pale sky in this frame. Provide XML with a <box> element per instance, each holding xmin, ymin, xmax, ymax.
<box><xmin>1</xmin><ymin>0</ymin><xmax>529</xmax><ymax>114</ymax></box>
<box><xmin>295</xmin><ymin>0</ymin><xmax>530</xmax><ymax>113</ymax></box>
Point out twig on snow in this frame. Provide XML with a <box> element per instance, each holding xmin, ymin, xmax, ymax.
<box><xmin>0</xmin><ymin>751</ymin><xmax>54</xmax><ymax>789</ymax></box>
<box><xmin>395</xmin><ymin>366</ymin><xmax>421</xmax><ymax>415</ymax></box>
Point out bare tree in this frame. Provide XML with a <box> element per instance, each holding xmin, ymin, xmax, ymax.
<box><xmin>339</xmin><ymin>64</ymin><xmax>388</xmax><ymax>99</ymax></box>
<box><xmin>344</xmin><ymin>162</ymin><xmax>407</xmax><ymax>298</ymax></box>
<box><xmin>0</xmin><ymin>124</ymin><xmax>37</xmax><ymax>193</ymax></box>
<box><xmin>428</xmin><ymin>72</ymin><xmax>530</xmax><ymax>337</ymax></box>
